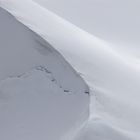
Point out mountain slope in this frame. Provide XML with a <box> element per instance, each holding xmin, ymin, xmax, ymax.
<box><xmin>1</xmin><ymin>0</ymin><xmax>140</xmax><ymax>140</ymax></box>
<box><xmin>0</xmin><ymin>7</ymin><xmax>89</xmax><ymax>140</ymax></box>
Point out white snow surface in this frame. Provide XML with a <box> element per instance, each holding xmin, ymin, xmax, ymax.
<box><xmin>0</xmin><ymin>68</ymin><xmax>88</xmax><ymax>140</ymax></box>
<box><xmin>1</xmin><ymin>0</ymin><xmax>140</xmax><ymax>140</ymax></box>
<box><xmin>0</xmin><ymin>4</ymin><xmax>89</xmax><ymax>140</ymax></box>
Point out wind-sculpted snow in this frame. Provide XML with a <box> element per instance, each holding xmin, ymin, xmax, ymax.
<box><xmin>1</xmin><ymin>0</ymin><xmax>140</xmax><ymax>140</ymax></box>
<box><xmin>0</xmin><ymin>7</ymin><xmax>88</xmax><ymax>94</ymax></box>
<box><xmin>0</xmin><ymin>6</ymin><xmax>89</xmax><ymax>140</ymax></box>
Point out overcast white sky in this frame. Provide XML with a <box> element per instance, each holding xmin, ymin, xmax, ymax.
<box><xmin>34</xmin><ymin>0</ymin><xmax>140</xmax><ymax>57</ymax></box>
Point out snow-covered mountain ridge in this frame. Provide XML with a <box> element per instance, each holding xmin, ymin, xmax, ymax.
<box><xmin>0</xmin><ymin>6</ymin><xmax>89</xmax><ymax>140</ymax></box>
<box><xmin>1</xmin><ymin>0</ymin><xmax>140</xmax><ymax>140</ymax></box>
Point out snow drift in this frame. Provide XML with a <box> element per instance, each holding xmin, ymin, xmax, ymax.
<box><xmin>0</xmin><ymin>6</ymin><xmax>89</xmax><ymax>140</ymax></box>
<box><xmin>1</xmin><ymin>0</ymin><xmax>140</xmax><ymax>140</ymax></box>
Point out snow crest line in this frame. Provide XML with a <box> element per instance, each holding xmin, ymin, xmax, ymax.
<box><xmin>1</xmin><ymin>0</ymin><xmax>140</xmax><ymax>140</ymax></box>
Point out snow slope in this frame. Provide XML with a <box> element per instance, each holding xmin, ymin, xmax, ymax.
<box><xmin>34</xmin><ymin>0</ymin><xmax>140</xmax><ymax>49</ymax></box>
<box><xmin>0</xmin><ymin>6</ymin><xmax>89</xmax><ymax>140</ymax></box>
<box><xmin>1</xmin><ymin>0</ymin><xmax>140</xmax><ymax>140</ymax></box>
<box><xmin>0</xmin><ymin>68</ymin><xmax>89</xmax><ymax>140</ymax></box>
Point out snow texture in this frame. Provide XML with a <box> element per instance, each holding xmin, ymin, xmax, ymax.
<box><xmin>0</xmin><ymin>6</ymin><xmax>89</xmax><ymax>140</ymax></box>
<box><xmin>1</xmin><ymin>0</ymin><xmax>140</xmax><ymax>140</ymax></box>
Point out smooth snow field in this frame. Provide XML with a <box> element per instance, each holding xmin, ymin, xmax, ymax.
<box><xmin>0</xmin><ymin>0</ymin><xmax>140</xmax><ymax>140</ymax></box>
